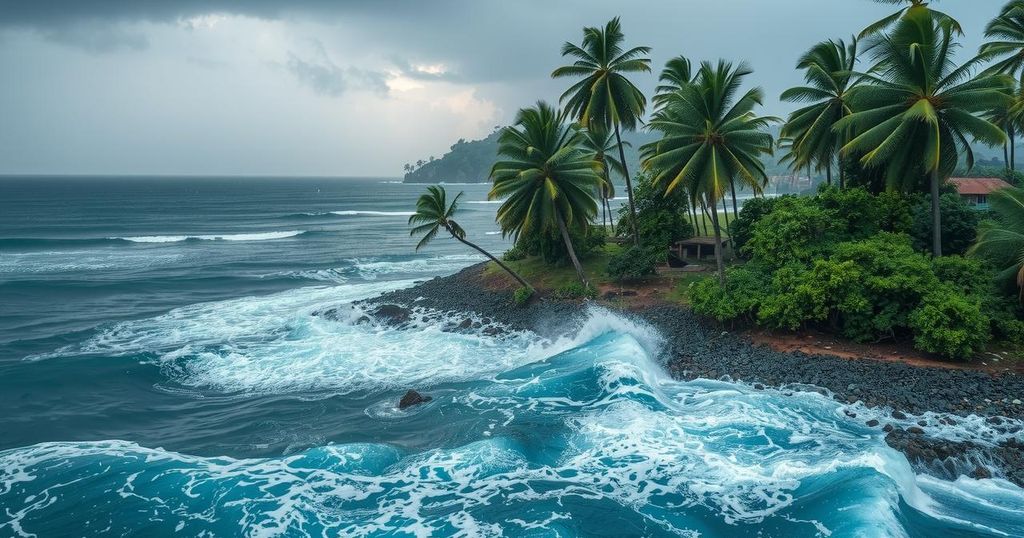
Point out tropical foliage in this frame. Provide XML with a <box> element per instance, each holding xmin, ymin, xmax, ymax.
<box><xmin>780</xmin><ymin>37</ymin><xmax>859</xmax><ymax>188</ymax></box>
<box><xmin>836</xmin><ymin>6</ymin><xmax>1010</xmax><ymax>256</ymax></box>
<box><xmin>552</xmin><ymin>17</ymin><xmax>650</xmax><ymax>244</ymax></box>
<box><xmin>489</xmin><ymin>102</ymin><xmax>602</xmax><ymax>286</ymax></box>
<box><xmin>642</xmin><ymin>60</ymin><xmax>776</xmax><ymax>283</ymax></box>
<box><xmin>971</xmin><ymin>186</ymin><xmax>1024</xmax><ymax>295</ymax></box>
<box><xmin>691</xmin><ymin>188</ymin><xmax>1015</xmax><ymax>358</ymax></box>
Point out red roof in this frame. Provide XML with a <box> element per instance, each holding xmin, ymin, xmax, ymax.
<box><xmin>948</xmin><ymin>177</ymin><xmax>1012</xmax><ymax>195</ymax></box>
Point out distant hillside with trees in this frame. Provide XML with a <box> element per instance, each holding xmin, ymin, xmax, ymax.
<box><xmin>402</xmin><ymin>128</ymin><xmax>658</xmax><ymax>184</ymax></box>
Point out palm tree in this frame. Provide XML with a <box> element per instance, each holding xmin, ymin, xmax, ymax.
<box><xmin>489</xmin><ymin>102</ymin><xmax>602</xmax><ymax>287</ymax></box>
<box><xmin>552</xmin><ymin>17</ymin><xmax>650</xmax><ymax>245</ymax></box>
<box><xmin>409</xmin><ymin>185</ymin><xmax>534</xmax><ymax>294</ymax></box>
<box><xmin>653</xmin><ymin>55</ymin><xmax>694</xmax><ymax>110</ymax></box>
<box><xmin>780</xmin><ymin>37</ymin><xmax>860</xmax><ymax>189</ymax></box>
<box><xmin>860</xmin><ymin>0</ymin><xmax>961</xmax><ymax>38</ymax></box>
<box><xmin>976</xmin><ymin>1</ymin><xmax>1024</xmax><ymax>76</ymax></box>
<box><xmin>837</xmin><ymin>8</ymin><xmax>1010</xmax><ymax>256</ymax></box>
<box><xmin>970</xmin><ymin>186</ymin><xmax>1024</xmax><ymax>298</ymax></box>
<box><xmin>579</xmin><ymin>124</ymin><xmax>627</xmax><ymax>234</ymax></box>
<box><xmin>642</xmin><ymin>61</ymin><xmax>777</xmax><ymax>284</ymax></box>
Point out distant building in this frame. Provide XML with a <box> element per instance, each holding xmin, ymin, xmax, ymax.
<box><xmin>948</xmin><ymin>177</ymin><xmax>1013</xmax><ymax>209</ymax></box>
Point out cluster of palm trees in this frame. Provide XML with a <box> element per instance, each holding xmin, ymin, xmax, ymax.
<box><xmin>410</xmin><ymin>0</ymin><xmax>1024</xmax><ymax>294</ymax></box>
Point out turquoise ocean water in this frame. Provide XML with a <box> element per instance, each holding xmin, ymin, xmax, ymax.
<box><xmin>0</xmin><ymin>176</ymin><xmax>1021</xmax><ymax>537</ymax></box>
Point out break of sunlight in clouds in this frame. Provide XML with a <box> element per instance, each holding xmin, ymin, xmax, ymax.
<box><xmin>0</xmin><ymin>0</ymin><xmax>1009</xmax><ymax>176</ymax></box>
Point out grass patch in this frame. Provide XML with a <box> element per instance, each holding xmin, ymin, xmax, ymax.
<box><xmin>665</xmin><ymin>273</ymin><xmax>714</xmax><ymax>305</ymax></box>
<box><xmin>484</xmin><ymin>243</ymin><xmax>624</xmax><ymax>291</ymax></box>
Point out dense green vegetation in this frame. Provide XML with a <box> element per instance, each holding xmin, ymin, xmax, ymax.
<box><xmin>409</xmin><ymin>0</ymin><xmax>1024</xmax><ymax>361</ymax></box>
<box><xmin>402</xmin><ymin>131</ymin><xmax>502</xmax><ymax>183</ymax></box>
<box><xmin>690</xmin><ymin>187</ymin><xmax>1024</xmax><ymax>358</ymax></box>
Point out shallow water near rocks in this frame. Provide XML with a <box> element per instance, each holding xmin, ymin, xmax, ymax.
<box><xmin>1</xmin><ymin>177</ymin><xmax>1022</xmax><ymax>537</ymax></box>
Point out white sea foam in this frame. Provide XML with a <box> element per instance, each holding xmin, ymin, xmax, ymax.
<box><xmin>0</xmin><ymin>250</ymin><xmax>185</xmax><ymax>273</ymax></box>
<box><xmin>350</xmin><ymin>254</ymin><xmax>484</xmax><ymax>279</ymax></box>
<box><xmin>12</xmin><ymin>301</ymin><xmax>1024</xmax><ymax>537</ymax></box>
<box><xmin>30</xmin><ymin>279</ymin><xmax>540</xmax><ymax>395</ymax></box>
<box><xmin>464</xmin><ymin>200</ymin><xmax>503</xmax><ymax>205</ymax></box>
<box><xmin>116</xmin><ymin>231</ymin><xmax>304</xmax><ymax>243</ymax></box>
<box><xmin>330</xmin><ymin>210</ymin><xmax>415</xmax><ymax>217</ymax></box>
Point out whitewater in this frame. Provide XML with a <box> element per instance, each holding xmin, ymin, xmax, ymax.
<box><xmin>1</xmin><ymin>177</ymin><xmax>1022</xmax><ymax>537</ymax></box>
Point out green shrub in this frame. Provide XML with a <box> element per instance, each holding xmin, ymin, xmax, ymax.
<box><xmin>830</xmin><ymin>234</ymin><xmax>938</xmax><ymax>341</ymax></box>
<box><xmin>876</xmin><ymin>191</ymin><xmax>917</xmax><ymax>234</ymax></box>
<box><xmin>910</xmin><ymin>193</ymin><xmax>979</xmax><ymax>256</ymax></box>
<box><xmin>503</xmin><ymin>245</ymin><xmax>527</xmax><ymax>262</ymax></box>
<box><xmin>551</xmin><ymin>282</ymin><xmax>597</xmax><ymax>300</ymax></box>
<box><xmin>515</xmin><ymin>225</ymin><xmax>606</xmax><ymax>264</ymax></box>
<box><xmin>815</xmin><ymin>186</ymin><xmax>881</xmax><ymax>240</ymax></box>
<box><xmin>616</xmin><ymin>172</ymin><xmax>694</xmax><ymax>248</ymax></box>
<box><xmin>690</xmin><ymin>266</ymin><xmax>766</xmax><ymax>323</ymax></box>
<box><xmin>512</xmin><ymin>286</ymin><xmax>533</xmax><ymax>306</ymax></box>
<box><xmin>909</xmin><ymin>291</ymin><xmax>990</xmax><ymax>359</ymax></box>
<box><xmin>729</xmin><ymin>196</ymin><xmax>783</xmax><ymax>255</ymax></box>
<box><xmin>607</xmin><ymin>246</ymin><xmax>660</xmax><ymax>282</ymax></box>
<box><xmin>743</xmin><ymin>197</ymin><xmax>840</xmax><ymax>269</ymax></box>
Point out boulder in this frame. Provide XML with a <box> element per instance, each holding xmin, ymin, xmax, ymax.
<box><xmin>370</xmin><ymin>304</ymin><xmax>411</xmax><ymax>326</ymax></box>
<box><xmin>399</xmin><ymin>389</ymin><xmax>432</xmax><ymax>410</ymax></box>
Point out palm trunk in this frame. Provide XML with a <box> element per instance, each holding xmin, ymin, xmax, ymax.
<box><xmin>452</xmin><ymin>232</ymin><xmax>535</xmax><ymax>293</ymax></box>
<box><xmin>930</xmin><ymin>168</ymin><xmax>942</xmax><ymax>257</ymax></box>
<box><xmin>1004</xmin><ymin>139</ymin><xmax>1010</xmax><ymax>174</ymax></box>
<box><xmin>699</xmin><ymin>199</ymin><xmax>710</xmax><ymax>236</ymax></box>
<box><xmin>556</xmin><ymin>213</ymin><xmax>588</xmax><ymax>288</ymax></box>
<box><xmin>709</xmin><ymin>195</ymin><xmax>726</xmax><ymax>286</ymax></box>
<box><xmin>839</xmin><ymin>155</ymin><xmax>846</xmax><ymax>189</ymax></box>
<box><xmin>826</xmin><ymin>163</ymin><xmax>832</xmax><ymax>187</ymax></box>
<box><xmin>721</xmin><ymin>196</ymin><xmax>730</xmax><ymax>227</ymax></box>
<box><xmin>1012</xmin><ymin>127</ymin><xmax>1017</xmax><ymax>173</ymax></box>
<box><xmin>613</xmin><ymin>126</ymin><xmax>639</xmax><ymax>246</ymax></box>
<box><xmin>606</xmin><ymin>197</ymin><xmax>615</xmax><ymax>235</ymax></box>
<box><xmin>729</xmin><ymin>181</ymin><xmax>739</xmax><ymax>219</ymax></box>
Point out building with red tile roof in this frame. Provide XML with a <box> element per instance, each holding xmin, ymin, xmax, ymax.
<box><xmin>948</xmin><ymin>177</ymin><xmax>1013</xmax><ymax>209</ymax></box>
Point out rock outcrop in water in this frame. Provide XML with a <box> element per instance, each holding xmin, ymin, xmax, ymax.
<box><xmin>399</xmin><ymin>390</ymin><xmax>432</xmax><ymax>409</ymax></box>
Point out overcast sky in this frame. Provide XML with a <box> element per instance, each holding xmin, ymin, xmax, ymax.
<box><xmin>0</xmin><ymin>0</ymin><xmax>1007</xmax><ymax>177</ymax></box>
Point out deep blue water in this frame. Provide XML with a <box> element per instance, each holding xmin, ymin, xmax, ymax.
<box><xmin>0</xmin><ymin>176</ymin><xmax>1022</xmax><ymax>537</ymax></box>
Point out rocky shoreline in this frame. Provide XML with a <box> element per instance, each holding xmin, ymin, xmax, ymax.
<box><xmin>330</xmin><ymin>263</ymin><xmax>1024</xmax><ymax>487</ymax></box>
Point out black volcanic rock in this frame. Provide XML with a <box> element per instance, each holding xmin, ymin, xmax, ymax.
<box><xmin>399</xmin><ymin>390</ymin><xmax>432</xmax><ymax>410</ymax></box>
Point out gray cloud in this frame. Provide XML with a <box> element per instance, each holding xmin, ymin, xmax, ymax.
<box><xmin>40</xmin><ymin>21</ymin><xmax>148</xmax><ymax>53</ymax></box>
<box><xmin>0</xmin><ymin>0</ymin><xmax>1011</xmax><ymax>176</ymax></box>
<box><xmin>285</xmin><ymin>40</ymin><xmax>389</xmax><ymax>97</ymax></box>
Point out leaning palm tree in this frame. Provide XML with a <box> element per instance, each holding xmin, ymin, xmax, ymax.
<box><xmin>780</xmin><ymin>37</ymin><xmax>860</xmax><ymax>189</ymax></box>
<box><xmin>837</xmin><ymin>7</ymin><xmax>1011</xmax><ymax>256</ymax></box>
<box><xmin>976</xmin><ymin>0</ymin><xmax>1024</xmax><ymax>76</ymax></box>
<box><xmin>579</xmin><ymin>124</ymin><xmax>627</xmax><ymax>233</ymax></box>
<box><xmin>860</xmin><ymin>0</ymin><xmax>961</xmax><ymax>38</ymax></box>
<box><xmin>410</xmin><ymin>185</ymin><xmax>534</xmax><ymax>294</ymax></box>
<box><xmin>642</xmin><ymin>61</ymin><xmax>777</xmax><ymax>284</ymax></box>
<box><xmin>970</xmin><ymin>186</ymin><xmax>1024</xmax><ymax>298</ymax></box>
<box><xmin>489</xmin><ymin>102</ymin><xmax>602</xmax><ymax>287</ymax></box>
<box><xmin>552</xmin><ymin>17</ymin><xmax>650</xmax><ymax>245</ymax></box>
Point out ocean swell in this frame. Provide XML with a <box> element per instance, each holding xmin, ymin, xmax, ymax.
<box><xmin>7</xmin><ymin>304</ymin><xmax>1024</xmax><ymax>537</ymax></box>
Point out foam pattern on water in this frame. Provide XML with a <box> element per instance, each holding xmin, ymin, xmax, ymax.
<box><xmin>5</xmin><ymin>311</ymin><xmax>1023</xmax><ymax>537</ymax></box>
<box><xmin>28</xmin><ymin>280</ymin><xmax>543</xmax><ymax>396</ymax></box>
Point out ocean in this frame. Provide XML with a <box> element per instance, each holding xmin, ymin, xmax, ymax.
<box><xmin>0</xmin><ymin>176</ymin><xmax>1021</xmax><ymax>537</ymax></box>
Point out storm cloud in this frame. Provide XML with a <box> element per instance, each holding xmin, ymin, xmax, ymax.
<box><xmin>0</xmin><ymin>0</ymin><xmax>1007</xmax><ymax>176</ymax></box>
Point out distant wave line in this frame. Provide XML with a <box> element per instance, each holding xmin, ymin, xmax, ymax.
<box><xmin>115</xmin><ymin>231</ymin><xmax>306</xmax><ymax>243</ymax></box>
<box><xmin>330</xmin><ymin>210</ymin><xmax>415</xmax><ymax>217</ymax></box>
